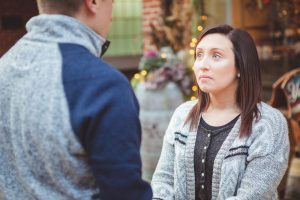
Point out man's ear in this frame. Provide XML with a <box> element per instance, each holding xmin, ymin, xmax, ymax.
<box><xmin>84</xmin><ymin>0</ymin><xmax>98</xmax><ymax>14</ymax></box>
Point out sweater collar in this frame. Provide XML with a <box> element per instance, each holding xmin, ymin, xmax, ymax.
<box><xmin>25</xmin><ymin>14</ymin><xmax>107</xmax><ymax>57</ymax></box>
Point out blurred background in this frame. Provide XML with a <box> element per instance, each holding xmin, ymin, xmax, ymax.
<box><xmin>0</xmin><ymin>0</ymin><xmax>299</xmax><ymax>199</ymax></box>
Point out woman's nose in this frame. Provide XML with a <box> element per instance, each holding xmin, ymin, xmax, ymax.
<box><xmin>199</xmin><ymin>64</ymin><xmax>209</xmax><ymax>71</ymax></box>
<box><xmin>194</xmin><ymin>59</ymin><xmax>209</xmax><ymax>71</ymax></box>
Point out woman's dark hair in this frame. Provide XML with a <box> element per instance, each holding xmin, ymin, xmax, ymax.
<box><xmin>185</xmin><ymin>24</ymin><xmax>262</xmax><ymax>137</ymax></box>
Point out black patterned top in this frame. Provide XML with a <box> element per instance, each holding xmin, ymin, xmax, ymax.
<box><xmin>194</xmin><ymin>115</ymin><xmax>240</xmax><ymax>200</ymax></box>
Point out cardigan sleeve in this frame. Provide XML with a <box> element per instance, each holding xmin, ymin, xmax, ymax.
<box><xmin>151</xmin><ymin>107</ymin><xmax>179</xmax><ymax>200</ymax></box>
<box><xmin>226</xmin><ymin>110</ymin><xmax>290</xmax><ymax>200</ymax></box>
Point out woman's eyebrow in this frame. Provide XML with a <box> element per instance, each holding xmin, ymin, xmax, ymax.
<box><xmin>196</xmin><ymin>47</ymin><xmax>225</xmax><ymax>52</ymax></box>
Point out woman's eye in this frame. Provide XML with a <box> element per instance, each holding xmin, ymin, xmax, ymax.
<box><xmin>213</xmin><ymin>53</ymin><xmax>221</xmax><ymax>59</ymax></box>
<box><xmin>196</xmin><ymin>53</ymin><xmax>203</xmax><ymax>59</ymax></box>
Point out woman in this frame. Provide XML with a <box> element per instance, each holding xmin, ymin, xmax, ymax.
<box><xmin>151</xmin><ymin>24</ymin><xmax>289</xmax><ymax>200</ymax></box>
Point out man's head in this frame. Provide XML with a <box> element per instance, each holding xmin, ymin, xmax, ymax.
<box><xmin>36</xmin><ymin>0</ymin><xmax>113</xmax><ymax>38</ymax></box>
<box><xmin>37</xmin><ymin>0</ymin><xmax>83</xmax><ymax>16</ymax></box>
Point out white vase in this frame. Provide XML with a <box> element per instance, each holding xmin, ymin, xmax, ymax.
<box><xmin>135</xmin><ymin>81</ymin><xmax>184</xmax><ymax>182</ymax></box>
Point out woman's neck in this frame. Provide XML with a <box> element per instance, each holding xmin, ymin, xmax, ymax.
<box><xmin>202</xmin><ymin>90</ymin><xmax>240</xmax><ymax>126</ymax></box>
<box><xmin>207</xmin><ymin>92</ymin><xmax>239</xmax><ymax>113</ymax></box>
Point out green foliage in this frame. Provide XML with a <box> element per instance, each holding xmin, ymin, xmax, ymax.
<box><xmin>138</xmin><ymin>55</ymin><xmax>166</xmax><ymax>72</ymax></box>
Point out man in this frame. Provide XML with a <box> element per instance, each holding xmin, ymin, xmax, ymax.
<box><xmin>0</xmin><ymin>0</ymin><xmax>152</xmax><ymax>199</ymax></box>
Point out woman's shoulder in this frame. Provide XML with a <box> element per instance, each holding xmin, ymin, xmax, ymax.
<box><xmin>173</xmin><ymin>100</ymin><xmax>198</xmax><ymax>117</ymax></box>
<box><xmin>245</xmin><ymin>102</ymin><xmax>289</xmax><ymax>159</ymax></box>
<box><xmin>251</xmin><ymin>102</ymin><xmax>288</xmax><ymax>141</ymax></box>
<box><xmin>257</xmin><ymin>102</ymin><xmax>286</xmax><ymax>123</ymax></box>
<box><xmin>167</xmin><ymin>100</ymin><xmax>197</xmax><ymax>130</ymax></box>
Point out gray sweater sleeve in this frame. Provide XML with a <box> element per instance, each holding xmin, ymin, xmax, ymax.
<box><xmin>151</xmin><ymin>108</ymin><xmax>178</xmax><ymax>200</ymax></box>
<box><xmin>226</xmin><ymin>111</ymin><xmax>290</xmax><ymax>200</ymax></box>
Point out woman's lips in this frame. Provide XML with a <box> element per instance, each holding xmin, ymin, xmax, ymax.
<box><xmin>199</xmin><ymin>75</ymin><xmax>212</xmax><ymax>79</ymax></box>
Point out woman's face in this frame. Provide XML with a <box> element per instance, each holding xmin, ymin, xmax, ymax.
<box><xmin>194</xmin><ymin>33</ymin><xmax>238</xmax><ymax>95</ymax></box>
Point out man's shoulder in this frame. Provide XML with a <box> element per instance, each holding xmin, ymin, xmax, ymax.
<box><xmin>59</xmin><ymin>43</ymin><xmax>127</xmax><ymax>84</ymax></box>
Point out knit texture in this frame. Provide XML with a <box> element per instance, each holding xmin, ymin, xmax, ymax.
<box><xmin>0</xmin><ymin>16</ymin><xmax>99</xmax><ymax>199</ymax></box>
<box><xmin>151</xmin><ymin>101</ymin><xmax>289</xmax><ymax>200</ymax></box>
<box><xmin>0</xmin><ymin>14</ymin><xmax>152</xmax><ymax>200</ymax></box>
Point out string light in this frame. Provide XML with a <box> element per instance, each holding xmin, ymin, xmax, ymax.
<box><xmin>186</xmin><ymin>11</ymin><xmax>208</xmax><ymax>99</ymax></box>
<box><xmin>189</xmin><ymin>49</ymin><xmax>195</xmax><ymax>55</ymax></box>
<box><xmin>161</xmin><ymin>53</ymin><xmax>167</xmax><ymax>59</ymax></box>
<box><xmin>134</xmin><ymin>73</ymin><xmax>141</xmax><ymax>79</ymax></box>
<box><xmin>192</xmin><ymin>85</ymin><xmax>198</xmax><ymax>92</ymax></box>
<box><xmin>197</xmin><ymin>26</ymin><xmax>203</xmax><ymax>32</ymax></box>
<box><xmin>141</xmin><ymin>70</ymin><xmax>147</xmax><ymax>76</ymax></box>
<box><xmin>200</xmin><ymin>15</ymin><xmax>208</xmax><ymax>21</ymax></box>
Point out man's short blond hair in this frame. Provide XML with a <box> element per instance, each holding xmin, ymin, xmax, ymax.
<box><xmin>37</xmin><ymin>0</ymin><xmax>84</xmax><ymax>16</ymax></box>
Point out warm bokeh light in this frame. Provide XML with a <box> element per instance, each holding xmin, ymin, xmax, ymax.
<box><xmin>134</xmin><ymin>73</ymin><xmax>141</xmax><ymax>79</ymax></box>
<box><xmin>161</xmin><ymin>53</ymin><xmax>167</xmax><ymax>59</ymax></box>
<box><xmin>201</xmin><ymin>15</ymin><xmax>208</xmax><ymax>21</ymax></box>
<box><xmin>189</xmin><ymin>49</ymin><xmax>195</xmax><ymax>55</ymax></box>
<box><xmin>197</xmin><ymin>26</ymin><xmax>203</xmax><ymax>32</ymax></box>
<box><xmin>190</xmin><ymin>42</ymin><xmax>196</xmax><ymax>48</ymax></box>
<box><xmin>192</xmin><ymin>85</ymin><xmax>198</xmax><ymax>92</ymax></box>
<box><xmin>141</xmin><ymin>70</ymin><xmax>147</xmax><ymax>76</ymax></box>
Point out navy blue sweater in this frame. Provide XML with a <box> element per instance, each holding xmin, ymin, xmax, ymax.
<box><xmin>61</xmin><ymin>44</ymin><xmax>152</xmax><ymax>199</ymax></box>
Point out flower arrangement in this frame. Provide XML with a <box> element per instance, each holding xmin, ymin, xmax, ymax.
<box><xmin>131</xmin><ymin>47</ymin><xmax>196</xmax><ymax>99</ymax></box>
<box><xmin>138</xmin><ymin>50</ymin><xmax>166</xmax><ymax>72</ymax></box>
<box><xmin>131</xmin><ymin>0</ymin><xmax>199</xmax><ymax>100</ymax></box>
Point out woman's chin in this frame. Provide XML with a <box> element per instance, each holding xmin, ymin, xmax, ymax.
<box><xmin>199</xmin><ymin>86</ymin><xmax>211</xmax><ymax>93</ymax></box>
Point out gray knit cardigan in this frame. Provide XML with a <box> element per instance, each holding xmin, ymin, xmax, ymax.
<box><xmin>151</xmin><ymin>101</ymin><xmax>289</xmax><ymax>200</ymax></box>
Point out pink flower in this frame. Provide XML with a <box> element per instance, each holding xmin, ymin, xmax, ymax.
<box><xmin>144</xmin><ymin>50</ymin><xmax>159</xmax><ymax>58</ymax></box>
